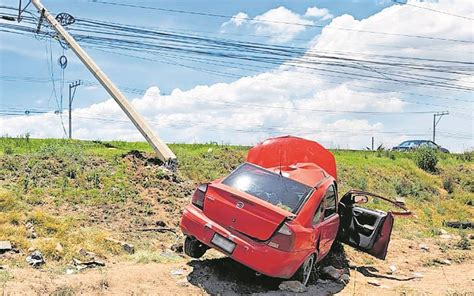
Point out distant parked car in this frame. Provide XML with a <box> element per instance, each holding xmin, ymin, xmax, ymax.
<box><xmin>392</xmin><ymin>140</ymin><xmax>449</xmax><ymax>153</ymax></box>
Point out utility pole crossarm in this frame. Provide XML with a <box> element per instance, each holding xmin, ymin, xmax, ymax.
<box><xmin>31</xmin><ymin>0</ymin><xmax>177</xmax><ymax>164</ymax></box>
<box><xmin>432</xmin><ymin>111</ymin><xmax>449</xmax><ymax>143</ymax></box>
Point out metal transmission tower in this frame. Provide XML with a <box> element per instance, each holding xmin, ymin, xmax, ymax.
<box><xmin>68</xmin><ymin>80</ymin><xmax>81</xmax><ymax>139</ymax></box>
<box><xmin>30</xmin><ymin>0</ymin><xmax>177</xmax><ymax>166</ymax></box>
<box><xmin>432</xmin><ymin>111</ymin><xmax>449</xmax><ymax>143</ymax></box>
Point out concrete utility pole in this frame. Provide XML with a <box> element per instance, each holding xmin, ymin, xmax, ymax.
<box><xmin>30</xmin><ymin>0</ymin><xmax>177</xmax><ymax>165</ymax></box>
<box><xmin>432</xmin><ymin>111</ymin><xmax>449</xmax><ymax>143</ymax></box>
<box><xmin>68</xmin><ymin>80</ymin><xmax>81</xmax><ymax>139</ymax></box>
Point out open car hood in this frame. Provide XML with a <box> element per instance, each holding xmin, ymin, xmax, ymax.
<box><xmin>246</xmin><ymin>136</ymin><xmax>337</xmax><ymax>180</ymax></box>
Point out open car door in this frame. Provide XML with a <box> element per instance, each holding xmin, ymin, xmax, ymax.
<box><xmin>337</xmin><ymin>190</ymin><xmax>410</xmax><ymax>260</ymax></box>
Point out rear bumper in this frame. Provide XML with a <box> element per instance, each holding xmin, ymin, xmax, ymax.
<box><xmin>180</xmin><ymin>204</ymin><xmax>307</xmax><ymax>279</ymax></box>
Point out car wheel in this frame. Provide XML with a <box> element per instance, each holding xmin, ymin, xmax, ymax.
<box><xmin>292</xmin><ymin>254</ymin><xmax>315</xmax><ymax>286</ymax></box>
<box><xmin>184</xmin><ymin>236</ymin><xmax>208</xmax><ymax>258</ymax></box>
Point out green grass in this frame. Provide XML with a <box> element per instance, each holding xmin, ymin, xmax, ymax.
<box><xmin>0</xmin><ymin>136</ymin><xmax>472</xmax><ymax>267</ymax></box>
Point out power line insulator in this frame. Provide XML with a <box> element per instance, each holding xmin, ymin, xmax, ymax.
<box><xmin>58</xmin><ymin>55</ymin><xmax>68</xmax><ymax>69</ymax></box>
<box><xmin>55</xmin><ymin>13</ymin><xmax>75</xmax><ymax>26</ymax></box>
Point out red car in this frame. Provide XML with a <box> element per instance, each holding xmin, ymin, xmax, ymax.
<box><xmin>180</xmin><ymin>136</ymin><xmax>409</xmax><ymax>285</ymax></box>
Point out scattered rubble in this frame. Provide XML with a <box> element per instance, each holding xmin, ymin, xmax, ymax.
<box><xmin>170</xmin><ymin>242</ymin><xmax>184</xmax><ymax>253</ymax></box>
<box><xmin>26</xmin><ymin>250</ymin><xmax>45</xmax><ymax>267</ymax></box>
<box><xmin>106</xmin><ymin>238</ymin><xmax>135</xmax><ymax>254</ymax></box>
<box><xmin>72</xmin><ymin>258</ymin><xmax>105</xmax><ymax>270</ymax></box>
<box><xmin>433</xmin><ymin>258</ymin><xmax>451</xmax><ymax>266</ymax></box>
<box><xmin>468</xmin><ymin>233</ymin><xmax>474</xmax><ymax>240</ymax></box>
<box><xmin>0</xmin><ymin>241</ymin><xmax>12</xmax><ymax>253</ymax></box>
<box><xmin>278</xmin><ymin>281</ymin><xmax>307</xmax><ymax>293</ymax></box>
<box><xmin>321</xmin><ymin>266</ymin><xmax>345</xmax><ymax>281</ymax></box>
<box><xmin>444</xmin><ymin>221</ymin><xmax>473</xmax><ymax>229</ymax></box>
<box><xmin>170</xmin><ymin>268</ymin><xmax>185</xmax><ymax>276</ymax></box>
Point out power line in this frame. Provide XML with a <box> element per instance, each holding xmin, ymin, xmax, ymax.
<box><xmin>392</xmin><ymin>0</ymin><xmax>474</xmax><ymax>21</ymax></box>
<box><xmin>87</xmin><ymin>0</ymin><xmax>474</xmax><ymax>44</ymax></box>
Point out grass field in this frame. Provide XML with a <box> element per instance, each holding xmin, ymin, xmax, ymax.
<box><xmin>0</xmin><ymin>136</ymin><xmax>472</xmax><ymax>269</ymax></box>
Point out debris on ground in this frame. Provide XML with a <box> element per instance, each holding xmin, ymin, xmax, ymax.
<box><xmin>444</xmin><ymin>221</ymin><xmax>473</xmax><ymax>229</ymax></box>
<box><xmin>469</xmin><ymin>234</ymin><xmax>474</xmax><ymax>240</ymax></box>
<box><xmin>367</xmin><ymin>279</ymin><xmax>381</xmax><ymax>286</ymax></box>
<box><xmin>439</xmin><ymin>234</ymin><xmax>452</xmax><ymax>240</ymax></box>
<box><xmin>71</xmin><ymin>258</ymin><xmax>105</xmax><ymax>270</ymax></box>
<box><xmin>433</xmin><ymin>258</ymin><xmax>451</xmax><ymax>265</ymax></box>
<box><xmin>0</xmin><ymin>241</ymin><xmax>12</xmax><ymax>253</ymax></box>
<box><xmin>79</xmin><ymin>249</ymin><xmax>97</xmax><ymax>259</ymax></box>
<box><xmin>55</xmin><ymin>243</ymin><xmax>64</xmax><ymax>254</ymax></box>
<box><xmin>170</xmin><ymin>242</ymin><xmax>184</xmax><ymax>253</ymax></box>
<box><xmin>278</xmin><ymin>280</ymin><xmax>307</xmax><ymax>293</ymax></box>
<box><xmin>170</xmin><ymin>268</ymin><xmax>185</xmax><ymax>276</ymax></box>
<box><xmin>439</xmin><ymin>229</ymin><xmax>448</xmax><ymax>235</ymax></box>
<box><xmin>419</xmin><ymin>244</ymin><xmax>430</xmax><ymax>251</ymax></box>
<box><xmin>321</xmin><ymin>266</ymin><xmax>345</xmax><ymax>281</ymax></box>
<box><xmin>26</xmin><ymin>250</ymin><xmax>45</xmax><ymax>267</ymax></box>
<box><xmin>106</xmin><ymin>237</ymin><xmax>135</xmax><ymax>254</ymax></box>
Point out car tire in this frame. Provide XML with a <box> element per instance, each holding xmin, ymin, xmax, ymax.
<box><xmin>184</xmin><ymin>236</ymin><xmax>208</xmax><ymax>258</ymax></box>
<box><xmin>292</xmin><ymin>254</ymin><xmax>315</xmax><ymax>286</ymax></box>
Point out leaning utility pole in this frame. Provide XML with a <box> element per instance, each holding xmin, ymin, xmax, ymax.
<box><xmin>68</xmin><ymin>80</ymin><xmax>81</xmax><ymax>139</ymax></box>
<box><xmin>30</xmin><ymin>0</ymin><xmax>177</xmax><ymax>165</ymax></box>
<box><xmin>432</xmin><ymin>111</ymin><xmax>449</xmax><ymax>143</ymax></box>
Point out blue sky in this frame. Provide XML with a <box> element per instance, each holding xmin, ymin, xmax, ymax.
<box><xmin>0</xmin><ymin>0</ymin><xmax>473</xmax><ymax>151</ymax></box>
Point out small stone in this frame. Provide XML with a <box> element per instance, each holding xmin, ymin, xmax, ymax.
<box><xmin>367</xmin><ymin>279</ymin><xmax>381</xmax><ymax>286</ymax></box>
<box><xmin>388</xmin><ymin>265</ymin><xmax>397</xmax><ymax>274</ymax></box>
<box><xmin>440</xmin><ymin>234</ymin><xmax>452</xmax><ymax>240</ymax></box>
<box><xmin>279</xmin><ymin>281</ymin><xmax>307</xmax><ymax>293</ymax></box>
<box><xmin>434</xmin><ymin>258</ymin><xmax>451</xmax><ymax>265</ymax></box>
<box><xmin>321</xmin><ymin>265</ymin><xmax>344</xmax><ymax>280</ymax></box>
<box><xmin>439</xmin><ymin>229</ymin><xmax>448</xmax><ymax>235</ymax></box>
<box><xmin>412</xmin><ymin>272</ymin><xmax>424</xmax><ymax>278</ymax></box>
<box><xmin>468</xmin><ymin>234</ymin><xmax>474</xmax><ymax>240</ymax></box>
<box><xmin>26</xmin><ymin>229</ymin><xmax>37</xmax><ymax>239</ymax></box>
<box><xmin>419</xmin><ymin>244</ymin><xmax>429</xmax><ymax>251</ymax></box>
<box><xmin>27</xmin><ymin>247</ymin><xmax>35</xmax><ymax>253</ymax></box>
<box><xmin>66</xmin><ymin>269</ymin><xmax>75</xmax><ymax>275</ymax></box>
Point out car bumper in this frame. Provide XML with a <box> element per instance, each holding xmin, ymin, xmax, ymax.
<box><xmin>180</xmin><ymin>204</ymin><xmax>307</xmax><ymax>279</ymax></box>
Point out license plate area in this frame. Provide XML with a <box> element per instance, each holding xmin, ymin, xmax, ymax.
<box><xmin>211</xmin><ymin>233</ymin><xmax>236</xmax><ymax>254</ymax></box>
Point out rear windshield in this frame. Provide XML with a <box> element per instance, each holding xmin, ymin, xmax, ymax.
<box><xmin>222</xmin><ymin>163</ymin><xmax>313</xmax><ymax>213</ymax></box>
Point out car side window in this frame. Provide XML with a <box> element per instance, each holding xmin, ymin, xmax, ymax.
<box><xmin>312</xmin><ymin>201</ymin><xmax>324</xmax><ymax>226</ymax></box>
<box><xmin>324</xmin><ymin>185</ymin><xmax>337</xmax><ymax>218</ymax></box>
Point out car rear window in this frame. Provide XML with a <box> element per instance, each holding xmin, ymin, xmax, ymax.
<box><xmin>222</xmin><ymin>163</ymin><xmax>313</xmax><ymax>213</ymax></box>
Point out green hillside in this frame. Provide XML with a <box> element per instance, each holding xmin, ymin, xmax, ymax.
<box><xmin>0</xmin><ymin>137</ymin><xmax>472</xmax><ymax>268</ymax></box>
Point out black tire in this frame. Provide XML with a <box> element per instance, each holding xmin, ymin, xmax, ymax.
<box><xmin>184</xmin><ymin>236</ymin><xmax>208</xmax><ymax>258</ymax></box>
<box><xmin>291</xmin><ymin>254</ymin><xmax>315</xmax><ymax>286</ymax></box>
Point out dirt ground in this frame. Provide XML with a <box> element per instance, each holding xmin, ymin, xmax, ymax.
<box><xmin>2</xmin><ymin>235</ymin><xmax>473</xmax><ymax>295</ymax></box>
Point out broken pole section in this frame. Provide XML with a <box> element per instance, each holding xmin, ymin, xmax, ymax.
<box><xmin>30</xmin><ymin>0</ymin><xmax>177</xmax><ymax>165</ymax></box>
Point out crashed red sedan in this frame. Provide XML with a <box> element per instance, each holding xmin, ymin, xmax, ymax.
<box><xmin>180</xmin><ymin>136</ymin><xmax>408</xmax><ymax>285</ymax></box>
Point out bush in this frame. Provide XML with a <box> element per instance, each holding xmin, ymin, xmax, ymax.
<box><xmin>414</xmin><ymin>148</ymin><xmax>438</xmax><ymax>173</ymax></box>
<box><xmin>442</xmin><ymin>177</ymin><xmax>454</xmax><ymax>194</ymax></box>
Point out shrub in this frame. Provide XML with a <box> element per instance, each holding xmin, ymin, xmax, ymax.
<box><xmin>442</xmin><ymin>177</ymin><xmax>454</xmax><ymax>194</ymax></box>
<box><xmin>414</xmin><ymin>148</ymin><xmax>438</xmax><ymax>173</ymax></box>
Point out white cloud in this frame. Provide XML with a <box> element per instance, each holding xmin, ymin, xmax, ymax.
<box><xmin>221</xmin><ymin>12</ymin><xmax>248</xmax><ymax>28</ymax></box>
<box><xmin>221</xmin><ymin>6</ymin><xmax>317</xmax><ymax>43</ymax></box>
<box><xmin>304</xmin><ymin>6</ymin><xmax>334</xmax><ymax>21</ymax></box>
<box><xmin>1</xmin><ymin>0</ymin><xmax>472</xmax><ymax>151</ymax></box>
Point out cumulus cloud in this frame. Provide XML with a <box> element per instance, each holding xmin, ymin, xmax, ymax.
<box><xmin>1</xmin><ymin>0</ymin><xmax>472</xmax><ymax>151</ymax></box>
<box><xmin>221</xmin><ymin>12</ymin><xmax>249</xmax><ymax>28</ymax></box>
<box><xmin>304</xmin><ymin>6</ymin><xmax>334</xmax><ymax>20</ymax></box>
<box><xmin>221</xmin><ymin>6</ymin><xmax>318</xmax><ymax>43</ymax></box>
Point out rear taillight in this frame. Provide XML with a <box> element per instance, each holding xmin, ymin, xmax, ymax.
<box><xmin>268</xmin><ymin>223</ymin><xmax>295</xmax><ymax>251</ymax></box>
<box><xmin>191</xmin><ymin>183</ymin><xmax>208</xmax><ymax>210</ymax></box>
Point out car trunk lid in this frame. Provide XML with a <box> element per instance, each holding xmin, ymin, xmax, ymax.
<box><xmin>203</xmin><ymin>183</ymin><xmax>291</xmax><ymax>241</ymax></box>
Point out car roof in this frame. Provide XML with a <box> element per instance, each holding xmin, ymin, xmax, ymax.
<box><xmin>266</xmin><ymin>162</ymin><xmax>328</xmax><ymax>187</ymax></box>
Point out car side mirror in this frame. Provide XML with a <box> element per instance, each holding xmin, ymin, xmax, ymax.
<box><xmin>353</xmin><ymin>195</ymin><xmax>368</xmax><ymax>204</ymax></box>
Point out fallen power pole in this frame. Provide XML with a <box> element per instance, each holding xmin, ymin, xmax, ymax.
<box><xmin>30</xmin><ymin>0</ymin><xmax>177</xmax><ymax>166</ymax></box>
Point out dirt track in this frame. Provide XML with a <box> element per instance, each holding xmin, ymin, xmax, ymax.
<box><xmin>2</xmin><ymin>256</ymin><xmax>473</xmax><ymax>295</ymax></box>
